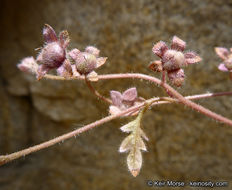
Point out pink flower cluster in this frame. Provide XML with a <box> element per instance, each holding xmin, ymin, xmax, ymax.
<box><xmin>17</xmin><ymin>24</ymin><xmax>107</xmax><ymax>80</ymax></box>
<box><xmin>18</xmin><ymin>25</ymin><xmax>232</xmax><ymax>86</ymax></box>
<box><xmin>150</xmin><ymin>36</ymin><xmax>202</xmax><ymax>86</ymax></box>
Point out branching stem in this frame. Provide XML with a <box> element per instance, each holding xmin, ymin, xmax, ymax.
<box><xmin>0</xmin><ymin>90</ymin><xmax>231</xmax><ymax>166</ymax></box>
<box><xmin>1</xmin><ymin>72</ymin><xmax>232</xmax><ymax>166</ymax></box>
<box><xmin>46</xmin><ymin>73</ymin><xmax>232</xmax><ymax>126</ymax></box>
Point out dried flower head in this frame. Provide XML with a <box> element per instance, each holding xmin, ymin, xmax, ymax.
<box><xmin>150</xmin><ymin>36</ymin><xmax>202</xmax><ymax>86</ymax></box>
<box><xmin>36</xmin><ymin>24</ymin><xmax>70</xmax><ymax>80</ymax></box>
<box><xmin>152</xmin><ymin>36</ymin><xmax>202</xmax><ymax>71</ymax></box>
<box><xmin>109</xmin><ymin>87</ymin><xmax>144</xmax><ymax>116</ymax></box>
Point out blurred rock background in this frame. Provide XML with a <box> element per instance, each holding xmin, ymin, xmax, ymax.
<box><xmin>0</xmin><ymin>0</ymin><xmax>232</xmax><ymax>189</ymax></box>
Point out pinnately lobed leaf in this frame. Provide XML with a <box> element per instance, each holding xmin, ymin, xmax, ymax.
<box><xmin>119</xmin><ymin>109</ymin><xmax>148</xmax><ymax>177</ymax></box>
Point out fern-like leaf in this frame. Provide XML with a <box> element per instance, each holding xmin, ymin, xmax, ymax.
<box><xmin>119</xmin><ymin>109</ymin><xmax>148</xmax><ymax>177</ymax></box>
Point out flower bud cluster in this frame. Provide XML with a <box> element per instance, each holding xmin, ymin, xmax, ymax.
<box><xmin>35</xmin><ymin>24</ymin><xmax>69</xmax><ymax>80</ymax></box>
<box><xmin>17</xmin><ymin>25</ymin><xmax>107</xmax><ymax>81</ymax></box>
<box><xmin>150</xmin><ymin>36</ymin><xmax>202</xmax><ymax>87</ymax></box>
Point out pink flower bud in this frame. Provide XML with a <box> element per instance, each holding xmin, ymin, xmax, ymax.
<box><xmin>167</xmin><ymin>69</ymin><xmax>185</xmax><ymax>87</ymax></box>
<box><xmin>37</xmin><ymin>42</ymin><xmax>66</xmax><ymax>68</ymax></box>
<box><xmin>109</xmin><ymin>87</ymin><xmax>143</xmax><ymax>116</ymax></box>
<box><xmin>33</xmin><ymin>25</ymin><xmax>70</xmax><ymax>79</ymax></box>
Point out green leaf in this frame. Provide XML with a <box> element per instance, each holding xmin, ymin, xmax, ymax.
<box><xmin>119</xmin><ymin>106</ymin><xmax>150</xmax><ymax>177</ymax></box>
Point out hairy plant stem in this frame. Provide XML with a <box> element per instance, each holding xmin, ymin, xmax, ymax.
<box><xmin>45</xmin><ymin>73</ymin><xmax>232</xmax><ymax>126</ymax></box>
<box><xmin>0</xmin><ymin>91</ymin><xmax>231</xmax><ymax>166</ymax></box>
<box><xmin>161</xmin><ymin>71</ymin><xmax>173</xmax><ymax>97</ymax></box>
<box><xmin>0</xmin><ymin>101</ymin><xmax>145</xmax><ymax>166</ymax></box>
<box><xmin>84</xmin><ymin>77</ymin><xmax>112</xmax><ymax>104</ymax></box>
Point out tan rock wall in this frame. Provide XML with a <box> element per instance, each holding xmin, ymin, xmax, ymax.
<box><xmin>0</xmin><ymin>0</ymin><xmax>232</xmax><ymax>189</ymax></box>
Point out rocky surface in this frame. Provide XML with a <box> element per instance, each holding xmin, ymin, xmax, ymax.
<box><xmin>0</xmin><ymin>0</ymin><xmax>232</xmax><ymax>189</ymax></box>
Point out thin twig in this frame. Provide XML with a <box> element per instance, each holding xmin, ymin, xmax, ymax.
<box><xmin>161</xmin><ymin>71</ymin><xmax>173</xmax><ymax>97</ymax></box>
<box><xmin>84</xmin><ymin>77</ymin><xmax>112</xmax><ymax>104</ymax></box>
<box><xmin>0</xmin><ymin>101</ymin><xmax>146</xmax><ymax>166</ymax></box>
<box><xmin>44</xmin><ymin>73</ymin><xmax>232</xmax><ymax>126</ymax></box>
<box><xmin>0</xmin><ymin>91</ymin><xmax>231</xmax><ymax>166</ymax></box>
<box><xmin>97</xmin><ymin>73</ymin><xmax>232</xmax><ymax>126</ymax></box>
